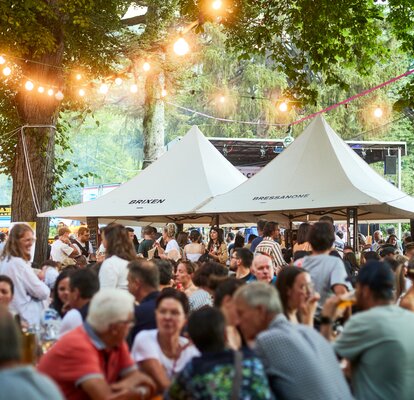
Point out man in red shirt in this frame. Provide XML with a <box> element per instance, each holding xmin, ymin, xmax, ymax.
<box><xmin>38</xmin><ymin>288</ymin><xmax>155</xmax><ymax>400</ymax></box>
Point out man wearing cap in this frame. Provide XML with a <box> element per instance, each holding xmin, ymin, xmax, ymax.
<box><xmin>320</xmin><ymin>262</ymin><xmax>414</xmax><ymax>400</ymax></box>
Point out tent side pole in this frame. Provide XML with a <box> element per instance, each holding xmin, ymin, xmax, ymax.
<box><xmin>346</xmin><ymin>207</ymin><xmax>359</xmax><ymax>252</ymax></box>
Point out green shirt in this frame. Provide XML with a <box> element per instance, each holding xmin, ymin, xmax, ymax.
<box><xmin>334</xmin><ymin>305</ymin><xmax>414</xmax><ymax>400</ymax></box>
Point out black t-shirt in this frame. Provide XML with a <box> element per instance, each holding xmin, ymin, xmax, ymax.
<box><xmin>138</xmin><ymin>239</ymin><xmax>155</xmax><ymax>258</ymax></box>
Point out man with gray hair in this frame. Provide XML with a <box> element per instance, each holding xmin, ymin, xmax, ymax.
<box><xmin>234</xmin><ymin>282</ymin><xmax>353</xmax><ymax>400</ymax></box>
<box><xmin>39</xmin><ymin>288</ymin><xmax>155</xmax><ymax>400</ymax></box>
<box><xmin>0</xmin><ymin>306</ymin><xmax>63</xmax><ymax>400</ymax></box>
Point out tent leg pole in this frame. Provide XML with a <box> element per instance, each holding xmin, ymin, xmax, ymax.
<box><xmin>346</xmin><ymin>207</ymin><xmax>359</xmax><ymax>252</ymax></box>
<box><xmin>215</xmin><ymin>215</ymin><xmax>219</xmax><ymax>227</ymax></box>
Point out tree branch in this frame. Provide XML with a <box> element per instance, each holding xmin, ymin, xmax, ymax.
<box><xmin>122</xmin><ymin>14</ymin><xmax>147</xmax><ymax>26</ymax></box>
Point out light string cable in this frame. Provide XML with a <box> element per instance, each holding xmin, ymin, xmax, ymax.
<box><xmin>167</xmin><ymin>68</ymin><xmax>414</xmax><ymax>126</ymax></box>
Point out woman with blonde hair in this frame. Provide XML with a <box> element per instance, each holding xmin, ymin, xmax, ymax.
<box><xmin>98</xmin><ymin>223</ymin><xmax>137</xmax><ymax>290</ymax></box>
<box><xmin>156</xmin><ymin>223</ymin><xmax>181</xmax><ymax>262</ymax></box>
<box><xmin>0</xmin><ymin>224</ymin><xmax>50</xmax><ymax>325</ymax></box>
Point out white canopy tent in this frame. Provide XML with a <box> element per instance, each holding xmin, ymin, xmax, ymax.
<box><xmin>38</xmin><ymin>126</ymin><xmax>249</xmax><ymax>225</ymax></box>
<box><xmin>197</xmin><ymin>115</ymin><xmax>414</xmax><ymax>223</ymax></box>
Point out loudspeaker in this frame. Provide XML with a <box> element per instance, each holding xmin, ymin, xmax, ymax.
<box><xmin>384</xmin><ymin>155</ymin><xmax>397</xmax><ymax>175</ymax></box>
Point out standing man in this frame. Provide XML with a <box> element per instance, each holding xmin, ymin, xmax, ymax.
<box><xmin>50</xmin><ymin>227</ymin><xmax>79</xmax><ymax>263</ymax></box>
<box><xmin>321</xmin><ymin>261</ymin><xmax>414</xmax><ymax>400</ymax></box>
<box><xmin>127</xmin><ymin>259</ymin><xmax>160</xmax><ymax>347</ymax></box>
<box><xmin>254</xmin><ymin>222</ymin><xmax>287</xmax><ymax>275</ymax></box>
<box><xmin>250</xmin><ymin>220</ymin><xmax>267</xmax><ymax>253</ymax></box>
<box><xmin>72</xmin><ymin>226</ymin><xmax>95</xmax><ymax>262</ymax></box>
<box><xmin>371</xmin><ymin>230</ymin><xmax>383</xmax><ymax>252</ymax></box>
<box><xmin>138</xmin><ymin>226</ymin><xmax>155</xmax><ymax>259</ymax></box>
<box><xmin>230</xmin><ymin>247</ymin><xmax>253</xmax><ymax>282</ymax></box>
<box><xmin>234</xmin><ymin>282</ymin><xmax>353</xmax><ymax>400</ymax></box>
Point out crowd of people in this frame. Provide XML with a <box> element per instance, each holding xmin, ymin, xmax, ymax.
<box><xmin>0</xmin><ymin>218</ymin><xmax>414</xmax><ymax>399</ymax></box>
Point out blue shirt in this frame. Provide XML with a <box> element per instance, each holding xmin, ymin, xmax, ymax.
<box><xmin>250</xmin><ymin>236</ymin><xmax>263</xmax><ymax>253</ymax></box>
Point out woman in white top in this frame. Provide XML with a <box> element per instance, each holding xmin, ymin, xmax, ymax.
<box><xmin>0</xmin><ymin>224</ymin><xmax>50</xmax><ymax>326</ymax></box>
<box><xmin>98</xmin><ymin>223</ymin><xmax>137</xmax><ymax>290</ymax></box>
<box><xmin>132</xmin><ymin>288</ymin><xmax>199</xmax><ymax>394</ymax></box>
<box><xmin>183</xmin><ymin>230</ymin><xmax>205</xmax><ymax>262</ymax></box>
<box><xmin>156</xmin><ymin>223</ymin><xmax>181</xmax><ymax>262</ymax></box>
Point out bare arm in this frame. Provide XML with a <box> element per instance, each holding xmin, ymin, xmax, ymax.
<box><xmin>81</xmin><ymin>378</ymin><xmax>112</xmax><ymax>400</ymax></box>
<box><xmin>138</xmin><ymin>359</ymin><xmax>170</xmax><ymax>393</ymax></box>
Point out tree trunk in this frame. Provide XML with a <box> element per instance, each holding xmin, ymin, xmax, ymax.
<box><xmin>142</xmin><ymin>71</ymin><xmax>165</xmax><ymax>169</ymax></box>
<box><xmin>12</xmin><ymin>47</ymin><xmax>64</xmax><ymax>266</ymax></box>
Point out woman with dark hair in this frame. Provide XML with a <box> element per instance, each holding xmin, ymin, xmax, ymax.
<box><xmin>206</xmin><ymin>227</ymin><xmax>228</xmax><ymax>265</ymax></box>
<box><xmin>131</xmin><ymin>288</ymin><xmax>199</xmax><ymax>393</ymax></box>
<box><xmin>0</xmin><ymin>275</ymin><xmax>14</xmax><ymax>308</ymax></box>
<box><xmin>293</xmin><ymin>223</ymin><xmax>312</xmax><ymax>254</ymax></box>
<box><xmin>175</xmin><ymin>261</ymin><xmax>198</xmax><ymax>296</ymax></box>
<box><xmin>0</xmin><ymin>224</ymin><xmax>49</xmax><ymax>326</ymax></box>
<box><xmin>183</xmin><ymin>230</ymin><xmax>205</xmax><ymax>262</ymax></box>
<box><xmin>50</xmin><ymin>268</ymin><xmax>76</xmax><ymax>317</ymax></box>
<box><xmin>214</xmin><ymin>277</ymin><xmax>245</xmax><ymax>350</ymax></box>
<box><xmin>276</xmin><ymin>267</ymin><xmax>319</xmax><ymax>326</ymax></box>
<box><xmin>98</xmin><ymin>223</ymin><xmax>137</xmax><ymax>290</ymax></box>
<box><xmin>229</xmin><ymin>233</ymin><xmax>245</xmax><ymax>259</ymax></box>
<box><xmin>189</xmin><ymin>262</ymin><xmax>228</xmax><ymax>312</ymax></box>
<box><xmin>386</xmin><ymin>234</ymin><xmax>398</xmax><ymax>249</ymax></box>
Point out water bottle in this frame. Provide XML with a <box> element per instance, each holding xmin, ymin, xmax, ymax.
<box><xmin>40</xmin><ymin>308</ymin><xmax>61</xmax><ymax>354</ymax></box>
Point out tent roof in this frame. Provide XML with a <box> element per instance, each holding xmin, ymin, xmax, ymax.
<box><xmin>38</xmin><ymin>126</ymin><xmax>247</xmax><ymax>223</ymax></box>
<box><xmin>198</xmin><ymin>115</ymin><xmax>414</xmax><ymax>221</ymax></box>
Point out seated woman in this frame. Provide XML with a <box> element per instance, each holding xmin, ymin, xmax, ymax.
<box><xmin>183</xmin><ymin>230</ymin><xmax>205</xmax><ymax>263</ymax></box>
<box><xmin>50</xmin><ymin>268</ymin><xmax>75</xmax><ymax>318</ymax></box>
<box><xmin>175</xmin><ymin>261</ymin><xmax>198</xmax><ymax>297</ymax></box>
<box><xmin>131</xmin><ymin>288</ymin><xmax>199</xmax><ymax>393</ymax></box>
<box><xmin>276</xmin><ymin>267</ymin><xmax>320</xmax><ymax>326</ymax></box>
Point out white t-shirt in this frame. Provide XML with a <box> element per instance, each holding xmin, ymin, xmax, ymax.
<box><xmin>72</xmin><ymin>240</ymin><xmax>94</xmax><ymax>261</ymax></box>
<box><xmin>44</xmin><ymin>267</ymin><xmax>59</xmax><ymax>289</ymax></box>
<box><xmin>98</xmin><ymin>255</ymin><xmax>129</xmax><ymax>290</ymax></box>
<box><xmin>50</xmin><ymin>240</ymin><xmax>75</xmax><ymax>263</ymax></box>
<box><xmin>166</xmin><ymin>239</ymin><xmax>180</xmax><ymax>253</ymax></box>
<box><xmin>0</xmin><ymin>256</ymin><xmax>50</xmax><ymax>326</ymax></box>
<box><xmin>59</xmin><ymin>309</ymin><xmax>83</xmax><ymax>338</ymax></box>
<box><xmin>131</xmin><ymin>329</ymin><xmax>199</xmax><ymax>378</ymax></box>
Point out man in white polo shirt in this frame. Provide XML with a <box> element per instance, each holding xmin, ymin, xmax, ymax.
<box><xmin>50</xmin><ymin>226</ymin><xmax>79</xmax><ymax>263</ymax></box>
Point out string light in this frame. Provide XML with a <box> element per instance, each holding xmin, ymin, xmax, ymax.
<box><xmin>2</xmin><ymin>66</ymin><xmax>11</xmax><ymax>76</ymax></box>
<box><xmin>143</xmin><ymin>62</ymin><xmax>150</xmax><ymax>72</ymax></box>
<box><xmin>25</xmin><ymin>81</ymin><xmax>34</xmax><ymax>91</ymax></box>
<box><xmin>130</xmin><ymin>84</ymin><xmax>138</xmax><ymax>93</ymax></box>
<box><xmin>174</xmin><ymin>37</ymin><xmax>190</xmax><ymax>56</ymax></box>
<box><xmin>99</xmin><ymin>83</ymin><xmax>109</xmax><ymax>94</ymax></box>
<box><xmin>161</xmin><ymin>89</ymin><xmax>167</xmax><ymax>97</ymax></box>
<box><xmin>373</xmin><ymin>106</ymin><xmax>383</xmax><ymax>118</ymax></box>
<box><xmin>212</xmin><ymin>0</ymin><xmax>222</xmax><ymax>10</ymax></box>
<box><xmin>38</xmin><ymin>86</ymin><xmax>45</xmax><ymax>93</ymax></box>
<box><xmin>0</xmin><ymin>56</ymin><xmax>5</xmax><ymax>65</ymax></box>
<box><xmin>75</xmin><ymin>73</ymin><xmax>82</xmax><ymax>80</ymax></box>
<box><xmin>219</xmin><ymin>95</ymin><xmax>226</xmax><ymax>103</ymax></box>
<box><xmin>115</xmin><ymin>77</ymin><xmax>123</xmax><ymax>86</ymax></box>
<box><xmin>79</xmin><ymin>88</ymin><xmax>86</xmax><ymax>97</ymax></box>
<box><xmin>55</xmin><ymin>91</ymin><xmax>64</xmax><ymax>101</ymax></box>
<box><xmin>278</xmin><ymin>101</ymin><xmax>288</xmax><ymax>112</ymax></box>
<box><xmin>47</xmin><ymin>89</ymin><xmax>54</xmax><ymax>96</ymax></box>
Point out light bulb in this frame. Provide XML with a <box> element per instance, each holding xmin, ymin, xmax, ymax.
<box><xmin>219</xmin><ymin>95</ymin><xmax>226</xmax><ymax>103</ymax></box>
<box><xmin>99</xmin><ymin>83</ymin><xmax>108</xmax><ymax>94</ymax></box>
<box><xmin>76</xmin><ymin>73</ymin><xmax>82</xmax><ymax>80</ymax></box>
<box><xmin>161</xmin><ymin>89</ymin><xmax>167</xmax><ymax>97</ymax></box>
<box><xmin>143</xmin><ymin>62</ymin><xmax>150</xmax><ymax>72</ymax></box>
<box><xmin>2</xmin><ymin>66</ymin><xmax>11</xmax><ymax>76</ymax></box>
<box><xmin>47</xmin><ymin>89</ymin><xmax>54</xmax><ymax>96</ymax></box>
<box><xmin>173</xmin><ymin>37</ymin><xmax>190</xmax><ymax>56</ymax></box>
<box><xmin>25</xmin><ymin>81</ymin><xmax>34</xmax><ymax>91</ymax></box>
<box><xmin>130</xmin><ymin>84</ymin><xmax>138</xmax><ymax>93</ymax></box>
<box><xmin>0</xmin><ymin>56</ymin><xmax>5</xmax><ymax>65</ymax></box>
<box><xmin>115</xmin><ymin>77</ymin><xmax>123</xmax><ymax>86</ymax></box>
<box><xmin>79</xmin><ymin>88</ymin><xmax>86</xmax><ymax>97</ymax></box>
<box><xmin>38</xmin><ymin>86</ymin><xmax>45</xmax><ymax>93</ymax></box>
<box><xmin>55</xmin><ymin>91</ymin><xmax>64</xmax><ymax>101</ymax></box>
<box><xmin>212</xmin><ymin>0</ymin><xmax>222</xmax><ymax>10</ymax></box>
<box><xmin>373</xmin><ymin>107</ymin><xmax>383</xmax><ymax>118</ymax></box>
<box><xmin>279</xmin><ymin>101</ymin><xmax>288</xmax><ymax>112</ymax></box>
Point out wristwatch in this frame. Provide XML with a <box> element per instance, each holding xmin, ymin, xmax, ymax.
<box><xmin>320</xmin><ymin>316</ymin><xmax>333</xmax><ymax>325</ymax></box>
